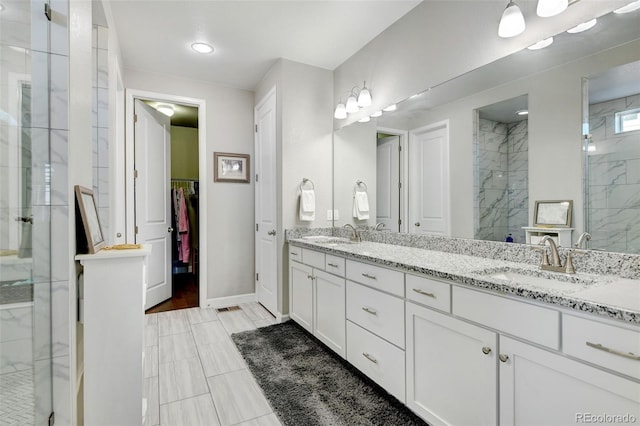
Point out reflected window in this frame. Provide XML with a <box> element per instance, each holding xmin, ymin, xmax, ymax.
<box><xmin>615</xmin><ymin>108</ymin><xmax>640</xmax><ymax>133</ymax></box>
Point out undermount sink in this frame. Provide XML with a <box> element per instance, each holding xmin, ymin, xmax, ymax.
<box><xmin>475</xmin><ymin>267</ymin><xmax>600</xmax><ymax>293</ymax></box>
<box><xmin>301</xmin><ymin>236</ymin><xmax>355</xmax><ymax>245</ymax></box>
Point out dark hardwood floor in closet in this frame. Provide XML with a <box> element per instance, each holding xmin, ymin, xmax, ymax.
<box><xmin>145</xmin><ymin>273</ymin><xmax>199</xmax><ymax>314</ymax></box>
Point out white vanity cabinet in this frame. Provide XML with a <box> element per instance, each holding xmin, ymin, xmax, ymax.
<box><xmin>499</xmin><ymin>336</ymin><xmax>640</xmax><ymax>425</ymax></box>
<box><xmin>314</xmin><ymin>269</ymin><xmax>346</xmax><ymax>356</ymax></box>
<box><xmin>406</xmin><ymin>302</ymin><xmax>498</xmax><ymax>426</ymax></box>
<box><xmin>289</xmin><ymin>260</ymin><xmax>314</xmax><ymax>333</ymax></box>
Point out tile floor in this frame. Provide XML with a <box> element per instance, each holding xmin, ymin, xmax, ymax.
<box><xmin>143</xmin><ymin>303</ymin><xmax>282</xmax><ymax>426</ymax></box>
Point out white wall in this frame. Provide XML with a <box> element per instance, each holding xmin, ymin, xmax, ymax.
<box><xmin>123</xmin><ymin>69</ymin><xmax>255</xmax><ymax>300</ymax></box>
<box><xmin>333</xmin><ymin>0</ymin><xmax>630</xmax><ymax>128</ymax></box>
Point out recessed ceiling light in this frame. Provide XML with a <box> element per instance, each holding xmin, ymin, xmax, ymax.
<box><xmin>191</xmin><ymin>42</ymin><xmax>214</xmax><ymax>54</ymax></box>
<box><xmin>370</xmin><ymin>111</ymin><xmax>383</xmax><ymax>117</ymax></box>
<box><xmin>516</xmin><ymin>109</ymin><xmax>529</xmax><ymax>116</ymax></box>
<box><xmin>566</xmin><ymin>19</ymin><xmax>597</xmax><ymax>34</ymax></box>
<box><xmin>528</xmin><ymin>37</ymin><xmax>554</xmax><ymax>50</ymax></box>
<box><xmin>156</xmin><ymin>104</ymin><xmax>175</xmax><ymax>117</ymax></box>
<box><xmin>383</xmin><ymin>104</ymin><xmax>397</xmax><ymax>112</ymax></box>
<box><xmin>614</xmin><ymin>0</ymin><xmax>640</xmax><ymax>14</ymax></box>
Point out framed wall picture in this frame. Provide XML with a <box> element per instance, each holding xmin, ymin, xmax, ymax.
<box><xmin>533</xmin><ymin>200</ymin><xmax>573</xmax><ymax>228</ymax></box>
<box><xmin>74</xmin><ymin>185</ymin><xmax>105</xmax><ymax>254</ymax></box>
<box><xmin>214</xmin><ymin>152</ymin><xmax>250</xmax><ymax>183</ymax></box>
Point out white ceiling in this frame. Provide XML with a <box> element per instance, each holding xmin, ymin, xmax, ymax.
<box><xmin>108</xmin><ymin>0</ymin><xmax>421</xmax><ymax>90</ymax></box>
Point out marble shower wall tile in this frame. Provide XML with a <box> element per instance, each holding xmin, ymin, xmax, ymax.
<box><xmin>0</xmin><ymin>305</ymin><xmax>33</xmax><ymax>342</ymax></box>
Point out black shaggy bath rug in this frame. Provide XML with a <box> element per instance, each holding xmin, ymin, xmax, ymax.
<box><xmin>231</xmin><ymin>321</ymin><xmax>428</xmax><ymax>426</ymax></box>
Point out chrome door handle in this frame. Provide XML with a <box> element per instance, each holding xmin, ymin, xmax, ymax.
<box><xmin>268</xmin><ymin>230</ymin><xmax>277</xmax><ymax>236</ymax></box>
<box><xmin>413</xmin><ymin>288</ymin><xmax>436</xmax><ymax>298</ymax></box>
<box><xmin>168</xmin><ymin>227</ymin><xmax>174</xmax><ymax>232</ymax></box>
<box><xmin>482</xmin><ymin>347</ymin><xmax>492</xmax><ymax>355</ymax></box>
<box><xmin>362</xmin><ymin>352</ymin><xmax>378</xmax><ymax>364</ymax></box>
<box><xmin>499</xmin><ymin>354</ymin><xmax>509</xmax><ymax>363</ymax></box>
<box><xmin>414</xmin><ymin>222</ymin><xmax>421</xmax><ymax>227</ymax></box>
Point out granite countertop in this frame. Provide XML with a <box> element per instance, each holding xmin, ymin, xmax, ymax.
<box><xmin>289</xmin><ymin>237</ymin><xmax>640</xmax><ymax>325</ymax></box>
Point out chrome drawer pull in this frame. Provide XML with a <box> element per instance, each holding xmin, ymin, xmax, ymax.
<box><xmin>307</xmin><ymin>275</ymin><xmax>315</xmax><ymax>281</ymax></box>
<box><xmin>413</xmin><ymin>288</ymin><xmax>436</xmax><ymax>298</ymax></box>
<box><xmin>328</xmin><ymin>263</ymin><xmax>339</xmax><ymax>268</ymax></box>
<box><xmin>362</xmin><ymin>352</ymin><xmax>378</xmax><ymax>364</ymax></box>
<box><xmin>586</xmin><ymin>342</ymin><xmax>640</xmax><ymax>361</ymax></box>
<box><xmin>362</xmin><ymin>273</ymin><xmax>377</xmax><ymax>280</ymax></box>
<box><xmin>290</xmin><ymin>252</ymin><xmax>298</xmax><ymax>256</ymax></box>
<box><xmin>362</xmin><ymin>306</ymin><xmax>377</xmax><ymax>315</ymax></box>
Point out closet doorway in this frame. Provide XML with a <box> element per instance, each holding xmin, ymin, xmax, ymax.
<box><xmin>125</xmin><ymin>90</ymin><xmax>207</xmax><ymax>313</ymax></box>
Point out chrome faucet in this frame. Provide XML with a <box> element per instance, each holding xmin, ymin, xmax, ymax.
<box><xmin>374</xmin><ymin>222</ymin><xmax>386</xmax><ymax>231</ymax></box>
<box><xmin>343</xmin><ymin>224</ymin><xmax>361</xmax><ymax>242</ymax></box>
<box><xmin>539</xmin><ymin>235</ymin><xmax>575</xmax><ymax>273</ymax></box>
<box><xmin>575</xmin><ymin>232</ymin><xmax>591</xmax><ymax>249</ymax></box>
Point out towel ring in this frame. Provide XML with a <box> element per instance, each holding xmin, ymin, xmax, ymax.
<box><xmin>354</xmin><ymin>180</ymin><xmax>368</xmax><ymax>194</ymax></box>
<box><xmin>300</xmin><ymin>178</ymin><xmax>315</xmax><ymax>191</ymax></box>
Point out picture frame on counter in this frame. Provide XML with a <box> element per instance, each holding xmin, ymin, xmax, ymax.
<box><xmin>74</xmin><ymin>185</ymin><xmax>105</xmax><ymax>254</ymax></box>
<box><xmin>533</xmin><ymin>200</ymin><xmax>573</xmax><ymax>228</ymax></box>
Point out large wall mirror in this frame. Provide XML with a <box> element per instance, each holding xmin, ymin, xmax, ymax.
<box><xmin>333</xmin><ymin>6</ymin><xmax>640</xmax><ymax>254</ymax></box>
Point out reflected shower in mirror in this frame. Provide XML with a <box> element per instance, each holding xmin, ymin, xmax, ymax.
<box><xmin>474</xmin><ymin>95</ymin><xmax>529</xmax><ymax>244</ymax></box>
<box><xmin>584</xmin><ymin>60</ymin><xmax>640</xmax><ymax>254</ymax></box>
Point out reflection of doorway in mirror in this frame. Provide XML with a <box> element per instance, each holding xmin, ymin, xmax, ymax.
<box><xmin>474</xmin><ymin>95</ymin><xmax>529</xmax><ymax>244</ymax></box>
<box><xmin>585</xmin><ymin>60</ymin><xmax>640</xmax><ymax>254</ymax></box>
<box><xmin>376</xmin><ymin>133</ymin><xmax>401</xmax><ymax>232</ymax></box>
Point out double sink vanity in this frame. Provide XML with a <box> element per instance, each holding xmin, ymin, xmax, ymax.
<box><xmin>286</xmin><ymin>229</ymin><xmax>640</xmax><ymax>425</ymax></box>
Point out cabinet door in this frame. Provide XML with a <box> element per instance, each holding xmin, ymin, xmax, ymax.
<box><xmin>500</xmin><ymin>336</ymin><xmax>640</xmax><ymax>426</ymax></box>
<box><xmin>406</xmin><ymin>302</ymin><xmax>497</xmax><ymax>426</ymax></box>
<box><xmin>289</xmin><ymin>261</ymin><xmax>313</xmax><ymax>333</ymax></box>
<box><xmin>314</xmin><ymin>270</ymin><xmax>346</xmax><ymax>358</ymax></box>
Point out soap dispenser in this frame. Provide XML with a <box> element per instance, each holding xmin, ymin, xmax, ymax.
<box><xmin>505</xmin><ymin>233</ymin><xmax>514</xmax><ymax>243</ymax></box>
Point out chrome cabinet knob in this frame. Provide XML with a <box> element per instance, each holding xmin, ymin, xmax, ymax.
<box><xmin>414</xmin><ymin>222</ymin><xmax>421</xmax><ymax>227</ymax></box>
<box><xmin>499</xmin><ymin>354</ymin><xmax>509</xmax><ymax>363</ymax></box>
<box><xmin>482</xmin><ymin>347</ymin><xmax>492</xmax><ymax>355</ymax></box>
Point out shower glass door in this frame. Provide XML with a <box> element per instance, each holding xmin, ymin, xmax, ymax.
<box><xmin>1</xmin><ymin>1</ymin><xmax>53</xmax><ymax>424</ymax></box>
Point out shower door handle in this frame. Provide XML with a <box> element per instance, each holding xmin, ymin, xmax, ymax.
<box><xmin>16</xmin><ymin>216</ymin><xmax>33</xmax><ymax>224</ymax></box>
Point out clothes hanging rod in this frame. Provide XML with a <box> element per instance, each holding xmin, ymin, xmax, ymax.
<box><xmin>171</xmin><ymin>178</ymin><xmax>199</xmax><ymax>181</ymax></box>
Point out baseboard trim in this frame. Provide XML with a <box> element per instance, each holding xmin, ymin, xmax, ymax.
<box><xmin>276</xmin><ymin>313</ymin><xmax>290</xmax><ymax>323</ymax></box>
<box><xmin>206</xmin><ymin>293</ymin><xmax>257</xmax><ymax>309</ymax></box>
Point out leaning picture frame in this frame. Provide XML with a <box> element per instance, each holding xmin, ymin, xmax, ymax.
<box><xmin>74</xmin><ymin>185</ymin><xmax>105</xmax><ymax>254</ymax></box>
<box><xmin>533</xmin><ymin>200</ymin><xmax>573</xmax><ymax>228</ymax></box>
<box><xmin>214</xmin><ymin>152</ymin><xmax>250</xmax><ymax>183</ymax></box>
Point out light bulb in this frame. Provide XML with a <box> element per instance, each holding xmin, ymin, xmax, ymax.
<box><xmin>498</xmin><ymin>1</ymin><xmax>526</xmax><ymax>38</ymax></box>
<box><xmin>334</xmin><ymin>103</ymin><xmax>347</xmax><ymax>119</ymax></box>
<box><xmin>614</xmin><ymin>0</ymin><xmax>640</xmax><ymax>14</ymax></box>
<box><xmin>357</xmin><ymin>86</ymin><xmax>372</xmax><ymax>107</ymax></box>
<box><xmin>191</xmin><ymin>42</ymin><xmax>214</xmax><ymax>54</ymax></box>
<box><xmin>345</xmin><ymin>95</ymin><xmax>359</xmax><ymax>113</ymax></box>
<box><xmin>536</xmin><ymin>0</ymin><xmax>568</xmax><ymax>17</ymax></box>
<box><xmin>527</xmin><ymin>37</ymin><xmax>554</xmax><ymax>50</ymax></box>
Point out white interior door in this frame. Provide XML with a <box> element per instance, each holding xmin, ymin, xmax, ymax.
<box><xmin>255</xmin><ymin>88</ymin><xmax>278</xmax><ymax>316</ymax></box>
<box><xmin>408</xmin><ymin>123</ymin><xmax>450</xmax><ymax>235</ymax></box>
<box><xmin>376</xmin><ymin>135</ymin><xmax>400</xmax><ymax>231</ymax></box>
<box><xmin>134</xmin><ymin>100</ymin><xmax>172</xmax><ymax>309</ymax></box>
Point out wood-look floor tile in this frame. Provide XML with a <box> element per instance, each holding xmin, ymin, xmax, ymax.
<box><xmin>144</xmin><ymin>345</ymin><xmax>159</xmax><ymax>378</ymax></box>
<box><xmin>185</xmin><ymin>307</ymin><xmax>219</xmax><ymax>324</ymax></box>
<box><xmin>234</xmin><ymin>413</ymin><xmax>282</xmax><ymax>426</ymax></box>
<box><xmin>198</xmin><ymin>340</ymin><xmax>246</xmax><ymax>378</ymax></box>
<box><xmin>207</xmin><ymin>369</ymin><xmax>272</xmax><ymax>426</ymax></box>
<box><xmin>218</xmin><ymin>310</ymin><xmax>256</xmax><ymax>335</ymax></box>
<box><xmin>191</xmin><ymin>320</ymin><xmax>230</xmax><ymax>347</ymax></box>
<box><xmin>158</xmin><ymin>310</ymin><xmax>190</xmax><ymax>336</ymax></box>
<box><xmin>145</xmin><ymin>322</ymin><xmax>158</xmax><ymax>347</ymax></box>
<box><xmin>159</xmin><ymin>332</ymin><xmax>198</xmax><ymax>364</ymax></box>
<box><xmin>160</xmin><ymin>394</ymin><xmax>220</xmax><ymax>426</ymax></box>
<box><xmin>240</xmin><ymin>303</ymin><xmax>274</xmax><ymax>322</ymax></box>
<box><xmin>143</xmin><ymin>376</ymin><xmax>159</xmax><ymax>426</ymax></box>
<box><xmin>254</xmin><ymin>318</ymin><xmax>278</xmax><ymax>328</ymax></box>
<box><xmin>145</xmin><ymin>313</ymin><xmax>158</xmax><ymax>326</ymax></box>
<box><xmin>159</xmin><ymin>357</ymin><xmax>209</xmax><ymax>404</ymax></box>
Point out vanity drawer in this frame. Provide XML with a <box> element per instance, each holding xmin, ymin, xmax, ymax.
<box><xmin>347</xmin><ymin>320</ymin><xmax>405</xmax><ymax>403</ymax></box>
<box><xmin>325</xmin><ymin>254</ymin><xmax>345</xmax><ymax>277</ymax></box>
<box><xmin>346</xmin><ymin>281</ymin><xmax>405</xmax><ymax>348</ymax></box>
<box><xmin>346</xmin><ymin>260</ymin><xmax>404</xmax><ymax>297</ymax></box>
<box><xmin>289</xmin><ymin>245</ymin><xmax>302</xmax><ymax>260</ymax></box>
<box><xmin>302</xmin><ymin>248</ymin><xmax>325</xmax><ymax>269</ymax></box>
<box><xmin>406</xmin><ymin>274</ymin><xmax>451</xmax><ymax>313</ymax></box>
<box><xmin>452</xmin><ymin>286</ymin><xmax>560</xmax><ymax>350</ymax></box>
<box><xmin>563</xmin><ymin>314</ymin><xmax>640</xmax><ymax>380</ymax></box>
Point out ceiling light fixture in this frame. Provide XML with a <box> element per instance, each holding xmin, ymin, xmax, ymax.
<box><xmin>498</xmin><ymin>1</ymin><xmax>526</xmax><ymax>38</ymax></box>
<box><xmin>536</xmin><ymin>0</ymin><xmax>568</xmax><ymax>17</ymax></box>
<box><xmin>358</xmin><ymin>116</ymin><xmax>371</xmax><ymax>123</ymax></box>
<box><xmin>516</xmin><ymin>109</ymin><xmax>529</xmax><ymax>116</ymax></box>
<box><xmin>566</xmin><ymin>19</ymin><xmax>597</xmax><ymax>34</ymax></box>
<box><xmin>383</xmin><ymin>104</ymin><xmax>397</xmax><ymax>112</ymax></box>
<box><xmin>527</xmin><ymin>37</ymin><xmax>554</xmax><ymax>50</ymax></box>
<box><xmin>614</xmin><ymin>0</ymin><xmax>640</xmax><ymax>13</ymax></box>
<box><xmin>191</xmin><ymin>42</ymin><xmax>214</xmax><ymax>54</ymax></box>
<box><xmin>357</xmin><ymin>82</ymin><xmax>372</xmax><ymax>107</ymax></box>
<box><xmin>334</xmin><ymin>102</ymin><xmax>347</xmax><ymax>119</ymax></box>
<box><xmin>156</xmin><ymin>104</ymin><xmax>175</xmax><ymax>117</ymax></box>
<box><xmin>371</xmin><ymin>111</ymin><xmax>383</xmax><ymax>117</ymax></box>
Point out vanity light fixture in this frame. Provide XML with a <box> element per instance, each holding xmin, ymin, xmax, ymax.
<box><xmin>498</xmin><ymin>1</ymin><xmax>526</xmax><ymax>38</ymax></box>
<box><xmin>614</xmin><ymin>0</ymin><xmax>640</xmax><ymax>14</ymax></box>
<box><xmin>358</xmin><ymin>116</ymin><xmax>371</xmax><ymax>123</ymax></box>
<box><xmin>334</xmin><ymin>102</ymin><xmax>347</xmax><ymax>119</ymax></box>
<box><xmin>516</xmin><ymin>109</ymin><xmax>529</xmax><ymax>116</ymax></box>
<box><xmin>527</xmin><ymin>37</ymin><xmax>554</xmax><ymax>50</ymax></box>
<box><xmin>345</xmin><ymin>94</ymin><xmax>359</xmax><ymax>113</ymax></box>
<box><xmin>370</xmin><ymin>110</ymin><xmax>383</xmax><ymax>117</ymax></box>
<box><xmin>383</xmin><ymin>104</ymin><xmax>397</xmax><ymax>112</ymax></box>
<box><xmin>156</xmin><ymin>104</ymin><xmax>175</xmax><ymax>117</ymax></box>
<box><xmin>566</xmin><ymin>19</ymin><xmax>597</xmax><ymax>34</ymax></box>
<box><xmin>357</xmin><ymin>82</ymin><xmax>372</xmax><ymax>107</ymax></box>
<box><xmin>536</xmin><ymin>0</ymin><xmax>568</xmax><ymax>17</ymax></box>
<box><xmin>191</xmin><ymin>42</ymin><xmax>214</xmax><ymax>54</ymax></box>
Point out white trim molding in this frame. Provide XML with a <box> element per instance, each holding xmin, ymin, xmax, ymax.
<box><xmin>206</xmin><ymin>293</ymin><xmax>258</xmax><ymax>309</ymax></box>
